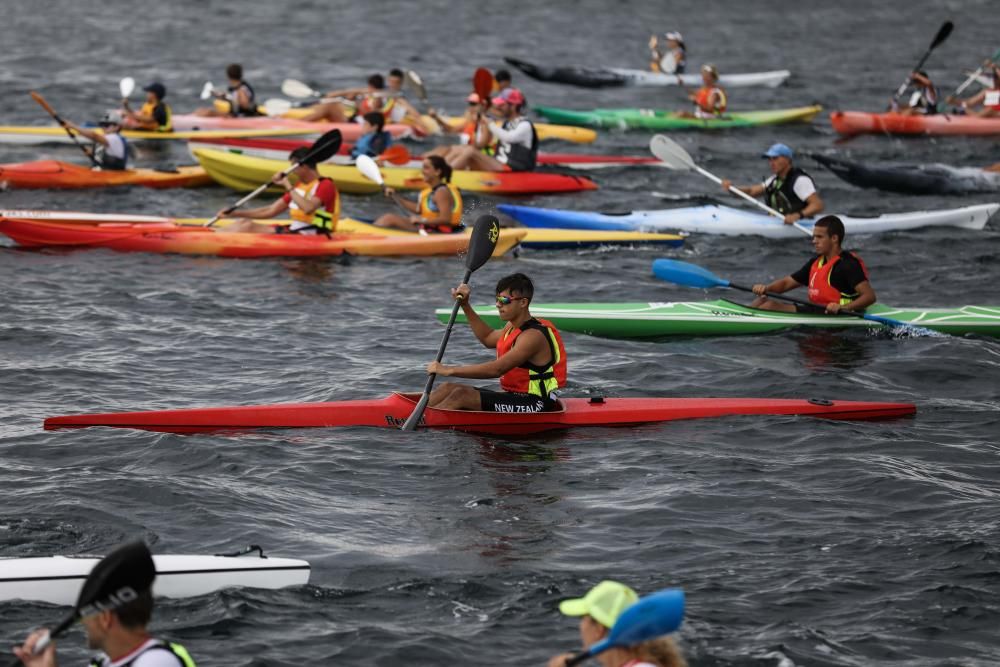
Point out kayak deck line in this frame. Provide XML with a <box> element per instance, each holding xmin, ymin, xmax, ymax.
<box><xmin>44</xmin><ymin>392</ymin><xmax>916</xmax><ymax>435</ymax></box>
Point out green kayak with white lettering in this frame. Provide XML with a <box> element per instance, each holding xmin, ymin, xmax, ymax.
<box><xmin>434</xmin><ymin>299</ymin><xmax>1000</xmax><ymax>338</ymax></box>
<box><xmin>533</xmin><ymin>105</ymin><xmax>823</xmax><ymax>130</ymax></box>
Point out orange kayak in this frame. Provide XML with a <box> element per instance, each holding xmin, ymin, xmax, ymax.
<box><xmin>0</xmin><ymin>160</ymin><xmax>211</xmax><ymax>189</ymax></box>
<box><xmin>831</xmin><ymin>110</ymin><xmax>1000</xmax><ymax>136</ymax></box>
<box><xmin>0</xmin><ymin>211</ymin><xmax>525</xmax><ymax>258</ymax></box>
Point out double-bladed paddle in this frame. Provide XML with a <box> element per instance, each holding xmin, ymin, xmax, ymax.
<box><xmin>119</xmin><ymin>77</ymin><xmax>135</xmax><ymax>100</ymax></box>
<box><xmin>355</xmin><ymin>154</ymin><xmax>413</xmax><ymax>216</ymax></box>
<box><xmin>401</xmin><ymin>215</ymin><xmax>502</xmax><ymax>431</ymax></box>
<box><xmin>649</xmin><ymin>134</ymin><xmax>813</xmax><ymax>237</ymax></box>
<box><xmin>28</xmin><ymin>92</ymin><xmax>101</xmax><ymax>168</ymax></box>
<box><xmin>949</xmin><ymin>48</ymin><xmax>1000</xmax><ymax>99</ymax></box>
<box><xmin>651</xmin><ymin>258</ymin><xmax>941</xmax><ymax>335</ymax></box>
<box><xmin>564</xmin><ymin>589</ymin><xmax>685</xmax><ymax>666</ymax></box>
<box><xmin>10</xmin><ymin>541</ymin><xmax>155</xmax><ymax>667</ymax></box>
<box><xmin>892</xmin><ymin>21</ymin><xmax>954</xmax><ymax>102</ymax></box>
<box><xmin>204</xmin><ymin>129</ymin><xmax>342</xmax><ymax>227</ymax></box>
<box><xmin>199</xmin><ymin>81</ymin><xmax>215</xmax><ymax>101</ymax></box>
<box><xmin>281</xmin><ymin>78</ymin><xmax>322</xmax><ymax>100</ymax></box>
<box><xmin>406</xmin><ymin>69</ymin><xmax>429</xmax><ymax>107</ymax></box>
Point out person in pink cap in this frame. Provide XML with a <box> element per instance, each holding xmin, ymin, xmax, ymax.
<box><xmin>446</xmin><ymin>88</ymin><xmax>537</xmax><ymax>172</ymax></box>
<box><xmin>424</xmin><ymin>92</ymin><xmax>493</xmax><ymax>160</ymax></box>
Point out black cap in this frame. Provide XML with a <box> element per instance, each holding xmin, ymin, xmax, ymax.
<box><xmin>142</xmin><ymin>82</ymin><xmax>166</xmax><ymax>99</ymax></box>
<box><xmin>76</xmin><ymin>541</ymin><xmax>156</xmax><ymax>615</ymax></box>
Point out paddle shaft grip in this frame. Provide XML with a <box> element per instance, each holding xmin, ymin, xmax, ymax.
<box><xmin>729</xmin><ymin>280</ymin><xmax>913</xmax><ymax>328</ymax></box>
<box><xmin>564</xmin><ymin>649</ymin><xmax>592</xmax><ymax>667</ymax></box>
<box><xmin>9</xmin><ymin>611</ymin><xmax>76</xmax><ymax>667</ymax></box>
<box><xmin>401</xmin><ymin>269</ymin><xmax>473</xmax><ymax>431</ymax></box>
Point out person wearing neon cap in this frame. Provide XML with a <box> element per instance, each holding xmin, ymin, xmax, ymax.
<box><xmin>547</xmin><ymin>580</ymin><xmax>687</xmax><ymax>667</ymax></box>
<box><xmin>721</xmin><ymin>142</ymin><xmax>824</xmax><ymax>225</ymax></box>
<box><xmin>446</xmin><ymin>88</ymin><xmax>538</xmax><ymax>172</ymax></box>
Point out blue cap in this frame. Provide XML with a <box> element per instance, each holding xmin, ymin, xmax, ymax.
<box><xmin>762</xmin><ymin>143</ymin><xmax>793</xmax><ymax>159</ymax></box>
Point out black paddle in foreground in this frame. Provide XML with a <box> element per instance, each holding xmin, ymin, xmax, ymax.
<box><xmin>565</xmin><ymin>589</ymin><xmax>685</xmax><ymax>666</ymax></box>
<box><xmin>205</xmin><ymin>128</ymin><xmax>343</xmax><ymax>227</ymax></box>
<box><xmin>29</xmin><ymin>91</ymin><xmax>101</xmax><ymax>168</ymax></box>
<box><xmin>892</xmin><ymin>20</ymin><xmax>954</xmax><ymax>102</ymax></box>
<box><xmin>651</xmin><ymin>258</ymin><xmax>942</xmax><ymax>336</ymax></box>
<box><xmin>401</xmin><ymin>214</ymin><xmax>502</xmax><ymax>431</ymax></box>
<box><xmin>10</xmin><ymin>541</ymin><xmax>155</xmax><ymax>667</ymax></box>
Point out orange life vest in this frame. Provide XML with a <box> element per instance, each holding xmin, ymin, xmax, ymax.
<box><xmin>357</xmin><ymin>94</ymin><xmax>395</xmax><ymax>116</ymax></box>
<box><xmin>807</xmin><ymin>252</ymin><xmax>869</xmax><ymax>307</ymax></box>
<box><xmin>288</xmin><ymin>177</ymin><xmax>340</xmax><ymax>233</ymax></box>
<box><xmin>417</xmin><ymin>183</ymin><xmax>463</xmax><ymax>230</ymax></box>
<box><xmin>497</xmin><ymin>318</ymin><xmax>567</xmax><ymax>397</ymax></box>
<box><xmin>694</xmin><ymin>86</ymin><xmax>726</xmax><ymax>114</ymax></box>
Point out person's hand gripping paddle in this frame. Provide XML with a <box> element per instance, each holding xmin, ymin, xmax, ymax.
<box><xmin>28</xmin><ymin>92</ymin><xmax>100</xmax><ymax>168</ymax></box>
<box><xmin>401</xmin><ymin>215</ymin><xmax>501</xmax><ymax>431</ymax></box>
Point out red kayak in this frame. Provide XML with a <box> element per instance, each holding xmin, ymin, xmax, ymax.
<box><xmin>0</xmin><ymin>160</ymin><xmax>210</xmax><ymax>189</ymax></box>
<box><xmin>44</xmin><ymin>392</ymin><xmax>916</xmax><ymax>435</ymax></box>
<box><xmin>831</xmin><ymin>110</ymin><xmax>1000</xmax><ymax>136</ymax></box>
<box><xmin>187</xmin><ymin>137</ymin><xmax>661</xmax><ymax>170</ymax></box>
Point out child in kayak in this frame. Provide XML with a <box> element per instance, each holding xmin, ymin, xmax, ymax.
<box><xmin>64</xmin><ymin>111</ymin><xmax>129</xmax><ymax>170</ymax></box>
<box><xmin>350</xmin><ymin>111</ymin><xmax>393</xmax><ymax>159</ymax></box>
<box><xmin>374</xmin><ymin>156</ymin><xmax>463</xmax><ymax>233</ymax></box>
<box><xmin>649</xmin><ymin>31</ymin><xmax>687</xmax><ymax>74</ymax></box>
<box><xmin>426</xmin><ymin>273</ymin><xmax>567</xmax><ymax>413</ymax></box>
<box><xmin>195</xmin><ymin>63</ymin><xmax>260</xmax><ymax>117</ymax></box>
<box><xmin>546</xmin><ymin>580</ymin><xmax>687</xmax><ymax>667</ymax></box>
<box><xmin>750</xmin><ymin>215</ymin><xmax>877</xmax><ymax>314</ymax></box>
<box><xmin>122</xmin><ymin>81</ymin><xmax>172</xmax><ymax>132</ymax></box>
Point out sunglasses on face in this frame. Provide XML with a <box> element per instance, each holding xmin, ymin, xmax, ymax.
<box><xmin>495</xmin><ymin>295</ymin><xmax>526</xmax><ymax>306</ymax></box>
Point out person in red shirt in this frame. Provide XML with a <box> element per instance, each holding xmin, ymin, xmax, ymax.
<box><xmin>751</xmin><ymin>215</ymin><xmax>877</xmax><ymax>314</ymax></box>
<box><xmin>426</xmin><ymin>273</ymin><xmax>566</xmax><ymax>413</ymax></box>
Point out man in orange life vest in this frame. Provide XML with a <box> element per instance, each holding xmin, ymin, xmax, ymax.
<box><xmin>750</xmin><ymin>215</ymin><xmax>876</xmax><ymax>314</ymax></box>
<box><xmin>426</xmin><ymin>273</ymin><xmax>567</xmax><ymax>413</ymax></box>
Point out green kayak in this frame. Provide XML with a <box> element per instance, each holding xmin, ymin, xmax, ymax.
<box><xmin>434</xmin><ymin>299</ymin><xmax>1000</xmax><ymax>338</ymax></box>
<box><xmin>533</xmin><ymin>105</ymin><xmax>823</xmax><ymax>130</ymax></box>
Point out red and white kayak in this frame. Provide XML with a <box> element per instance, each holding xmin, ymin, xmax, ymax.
<box><xmin>143</xmin><ymin>114</ymin><xmax>416</xmax><ymax>141</ymax></box>
<box><xmin>188</xmin><ymin>137</ymin><xmax>661</xmax><ymax>170</ymax></box>
<box><xmin>831</xmin><ymin>110</ymin><xmax>1000</xmax><ymax>136</ymax></box>
<box><xmin>44</xmin><ymin>392</ymin><xmax>916</xmax><ymax>435</ymax></box>
<box><xmin>0</xmin><ymin>547</ymin><xmax>309</xmax><ymax>605</ymax></box>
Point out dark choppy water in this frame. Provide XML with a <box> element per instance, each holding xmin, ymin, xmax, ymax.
<box><xmin>2</xmin><ymin>1</ymin><xmax>999</xmax><ymax>665</ymax></box>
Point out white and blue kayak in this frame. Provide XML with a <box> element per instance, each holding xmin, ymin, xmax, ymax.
<box><xmin>0</xmin><ymin>546</ymin><xmax>310</xmax><ymax>605</ymax></box>
<box><xmin>496</xmin><ymin>203</ymin><xmax>998</xmax><ymax>239</ymax></box>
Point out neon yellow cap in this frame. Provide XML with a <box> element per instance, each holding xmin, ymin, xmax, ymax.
<box><xmin>558</xmin><ymin>580</ymin><xmax>639</xmax><ymax>629</ymax></box>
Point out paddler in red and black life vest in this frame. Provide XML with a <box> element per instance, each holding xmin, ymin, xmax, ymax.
<box><xmin>721</xmin><ymin>143</ymin><xmax>825</xmax><ymax>226</ymax></box>
<box><xmin>374</xmin><ymin>156</ymin><xmax>464</xmax><ymax>233</ymax></box>
<box><xmin>426</xmin><ymin>273</ymin><xmax>567</xmax><ymax>413</ymax></box>
<box><xmin>446</xmin><ymin>88</ymin><xmax>538</xmax><ymax>172</ymax></box>
<box><xmin>750</xmin><ymin>215</ymin><xmax>877</xmax><ymax>315</ymax></box>
<box><xmin>679</xmin><ymin>64</ymin><xmax>726</xmax><ymax>118</ymax></box>
<box><xmin>122</xmin><ymin>82</ymin><xmax>172</xmax><ymax>132</ymax></box>
<box><xmin>195</xmin><ymin>63</ymin><xmax>260</xmax><ymax>117</ymax></box>
<box><xmin>218</xmin><ymin>146</ymin><xmax>339</xmax><ymax>236</ymax></box>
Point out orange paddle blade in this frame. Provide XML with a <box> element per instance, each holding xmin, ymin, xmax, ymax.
<box><xmin>29</xmin><ymin>91</ymin><xmax>59</xmax><ymax>119</ymax></box>
<box><xmin>473</xmin><ymin>68</ymin><xmax>494</xmax><ymax>101</ymax></box>
<box><xmin>378</xmin><ymin>144</ymin><xmax>411</xmax><ymax>165</ymax></box>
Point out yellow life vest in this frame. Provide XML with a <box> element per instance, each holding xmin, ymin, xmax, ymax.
<box><xmin>139</xmin><ymin>101</ymin><xmax>172</xmax><ymax>132</ymax></box>
<box><xmin>418</xmin><ymin>183</ymin><xmax>463</xmax><ymax>227</ymax></box>
<box><xmin>288</xmin><ymin>177</ymin><xmax>339</xmax><ymax>232</ymax></box>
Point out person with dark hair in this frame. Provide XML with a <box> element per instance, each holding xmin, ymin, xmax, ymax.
<box><xmin>299</xmin><ymin>73</ymin><xmax>392</xmax><ymax>123</ymax></box>
<box><xmin>218</xmin><ymin>147</ymin><xmax>339</xmax><ymax>235</ymax></box>
<box><xmin>64</xmin><ymin>110</ymin><xmax>130</xmax><ymax>170</ymax></box>
<box><xmin>426</xmin><ymin>273</ymin><xmax>567</xmax><ymax>413</ymax></box>
<box><xmin>894</xmin><ymin>70</ymin><xmax>939</xmax><ymax>115</ymax></box>
<box><xmin>122</xmin><ymin>82</ymin><xmax>172</xmax><ymax>132</ymax></box>
<box><xmin>750</xmin><ymin>215</ymin><xmax>876</xmax><ymax>314</ymax></box>
<box><xmin>446</xmin><ymin>88</ymin><xmax>537</xmax><ymax>172</ymax></box>
<box><xmin>351</xmin><ymin>111</ymin><xmax>393</xmax><ymax>159</ymax></box>
<box><xmin>13</xmin><ymin>542</ymin><xmax>196</xmax><ymax>667</ymax></box>
<box><xmin>425</xmin><ymin>93</ymin><xmax>493</xmax><ymax>160</ymax></box>
<box><xmin>195</xmin><ymin>63</ymin><xmax>260</xmax><ymax>117</ymax></box>
<box><xmin>374</xmin><ymin>156</ymin><xmax>463</xmax><ymax>232</ymax></box>
<box><xmin>721</xmin><ymin>143</ymin><xmax>824</xmax><ymax>226</ymax></box>
<box><xmin>547</xmin><ymin>581</ymin><xmax>687</xmax><ymax>667</ymax></box>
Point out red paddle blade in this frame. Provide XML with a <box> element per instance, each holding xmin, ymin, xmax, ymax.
<box><xmin>378</xmin><ymin>144</ymin><xmax>411</xmax><ymax>165</ymax></box>
<box><xmin>473</xmin><ymin>68</ymin><xmax>494</xmax><ymax>101</ymax></box>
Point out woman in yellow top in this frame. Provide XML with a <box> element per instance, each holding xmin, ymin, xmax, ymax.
<box><xmin>374</xmin><ymin>156</ymin><xmax>463</xmax><ymax>233</ymax></box>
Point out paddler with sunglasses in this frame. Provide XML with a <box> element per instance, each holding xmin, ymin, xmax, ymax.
<box><xmin>426</xmin><ymin>273</ymin><xmax>567</xmax><ymax>413</ymax></box>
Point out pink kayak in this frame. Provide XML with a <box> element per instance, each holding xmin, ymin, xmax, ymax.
<box><xmin>133</xmin><ymin>115</ymin><xmax>417</xmax><ymax>141</ymax></box>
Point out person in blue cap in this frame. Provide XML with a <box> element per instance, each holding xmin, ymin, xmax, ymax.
<box><xmin>721</xmin><ymin>143</ymin><xmax>823</xmax><ymax>225</ymax></box>
<box><xmin>123</xmin><ymin>82</ymin><xmax>172</xmax><ymax>132</ymax></box>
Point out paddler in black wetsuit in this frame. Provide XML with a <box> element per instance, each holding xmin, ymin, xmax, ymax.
<box><xmin>721</xmin><ymin>143</ymin><xmax>824</xmax><ymax>226</ymax></box>
<box><xmin>750</xmin><ymin>215</ymin><xmax>877</xmax><ymax>315</ymax></box>
<box><xmin>426</xmin><ymin>273</ymin><xmax>567</xmax><ymax>413</ymax></box>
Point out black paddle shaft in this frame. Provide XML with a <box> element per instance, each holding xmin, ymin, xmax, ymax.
<box><xmin>893</xmin><ymin>21</ymin><xmax>954</xmax><ymax>100</ymax></box>
<box><xmin>727</xmin><ymin>280</ymin><xmax>868</xmax><ymax>319</ymax></box>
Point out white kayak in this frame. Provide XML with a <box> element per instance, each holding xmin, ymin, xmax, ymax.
<box><xmin>503</xmin><ymin>57</ymin><xmax>790</xmax><ymax>89</ymax></box>
<box><xmin>497</xmin><ymin>203</ymin><xmax>999</xmax><ymax>238</ymax></box>
<box><xmin>0</xmin><ymin>547</ymin><xmax>310</xmax><ymax>605</ymax></box>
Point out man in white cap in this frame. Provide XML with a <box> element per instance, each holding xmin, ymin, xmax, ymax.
<box><xmin>721</xmin><ymin>143</ymin><xmax>824</xmax><ymax>225</ymax></box>
<box><xmin>64</xmin><ymin>111</ymin><xmax>130</xmax><ymax>170</ymax></box>
<box><xmin>650</xmin><ymin>31</ymin><xmax>686</xmax><ymax>74</ymax></box>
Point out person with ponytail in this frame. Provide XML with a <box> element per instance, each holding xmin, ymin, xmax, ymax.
<box><xmin>374</xmin><ymin>155</ymin><xmax>464</xmax><ymax>233</ymax></box>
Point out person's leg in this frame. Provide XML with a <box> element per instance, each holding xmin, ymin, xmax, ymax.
<box><xmin>749</xmin><ymin>296</ymin><xmax>796</xmax><ymax>312</ymax></box>
<box><xmin>194</xmin><ymin>106</ymin><xmax>224</xmax><ymax>117</ymax></box>
<box><xmin>430</xmin><ymin>384</ymin><xmax>483</xmax><ymax>410</ymax></box>
<box><xmin>373</xmin><ymin>212</ymin><xmax>417</xmax><ymax>230</ymax></box>
<box><xmin>448</xmin><ymin>147</ymin><xmax>504</xmax><ymax>172</ymax></box>
<box><xmin>218</xmin><ymin>218</ymin><xmax>275</xmax><ymax>234</ymax></box>
<box><xmin>300</xmin><ymin>102</ymin><xmax>349</xmax><ymax>123</ymax></box>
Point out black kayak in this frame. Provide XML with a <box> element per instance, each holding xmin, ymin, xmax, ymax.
<box><xmin>811</xmin><ymin>154</ymin><xmax>1000</xmax><ymax>195</ymax></box>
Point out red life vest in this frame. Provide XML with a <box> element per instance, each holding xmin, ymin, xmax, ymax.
<box><xmin>496</xmin><ymin>318</ymin><xmax>567</xmax><ymax>397</ymax></box>
<box><xmin>807</xmin><ymin>252</ymin><xmax>869</xmax><ymax>306</ymax></box>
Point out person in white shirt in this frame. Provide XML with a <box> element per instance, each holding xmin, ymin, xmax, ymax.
<box><xmin>445</xmin><ymin>88</ymin><xmax>537</xmax><ymax>172</ymax></box>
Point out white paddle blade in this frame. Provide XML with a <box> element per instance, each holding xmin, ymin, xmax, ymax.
<box><xmin>119</xmin><ymin>77</ymin><xmax>135</xmax><ymax>99</ymax></box>
<box><xmin>200</xmin><ymin>81</ymin><xmax>214</xmax><ymax>101</ymax></box>
<box><xmin>263</xmin><ymin>98</ymin><xmax>293</xmax><ymax>117</ymax></box>
<box><xmin>355</xmin><ymin>155</ymin><xmax>384</xmax><ymax>185</ymax></box>
<box><xmin>649</xmin><ymin>134</ymin><xmax>696</xmax><ymax>171</ymax></box>
<box><xmin>281</xmin><ymin>78</ymin><xmax>318</xmax><ymax>99</ymax></box>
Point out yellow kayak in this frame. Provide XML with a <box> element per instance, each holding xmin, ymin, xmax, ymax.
<box><xmin>334</xmin><ymin>218</ymin><xmax>684</xmax><ymax>250</ymax></box>
<box><xmin>192</xmin><ymin>148</ymin><xmax>598</xmax><ymax>195</ymax></box>
<box><xmin>0</xmin><ymin>126</ymin><xmax>318</xmax><ymax>145</ymax></box>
